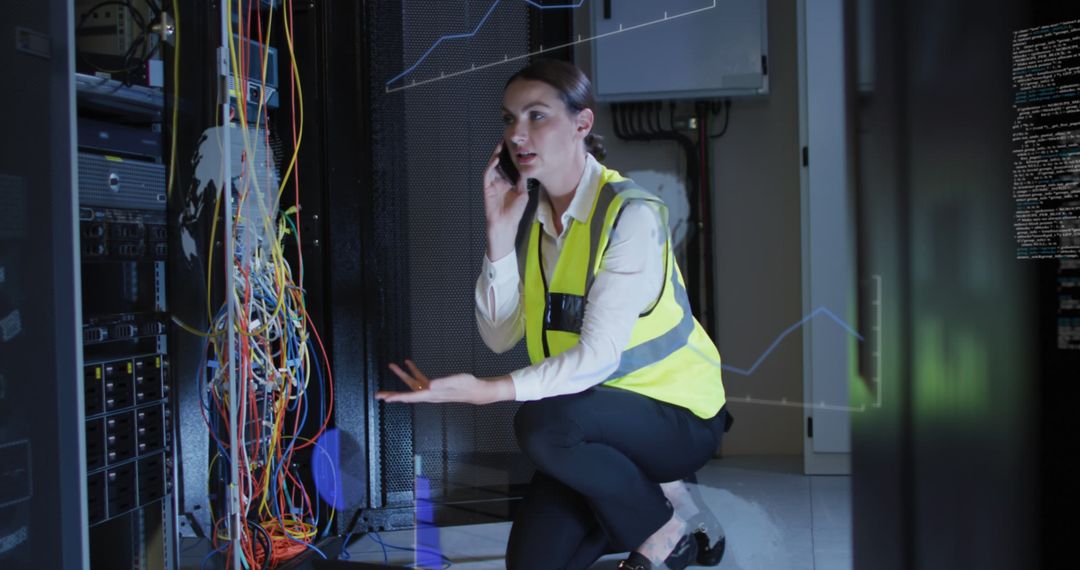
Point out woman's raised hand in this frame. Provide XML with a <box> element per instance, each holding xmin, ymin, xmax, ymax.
<box><xmin>375</xmin><ymin>359</ymin><xmax>516</xmax><ymax>405</ymax></box>
<box><xmin>483</xmin><ymin>142</ymin><xmax>529</xmax><ymax>261</ymax></box>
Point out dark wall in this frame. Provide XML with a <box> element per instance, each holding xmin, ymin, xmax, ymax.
<box><xmin>851</xmin><ymin>0</ymin><xmax>1078</xmax><ymax>567</ymax></box>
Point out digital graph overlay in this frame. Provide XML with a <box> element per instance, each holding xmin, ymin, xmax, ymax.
<box><xmin>722</xmin><ymin>276</ymin><xmax>883</xmax><ymax>413</ymax></box>
<box><xmin>385</xmin><ymin>0</ymin><xmax>718</xmax><ymax>93</ymax></box>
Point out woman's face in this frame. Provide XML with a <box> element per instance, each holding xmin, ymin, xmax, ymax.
<box><xmin>501</xmin><ymin>79</ymin><xmax>591</xmax><ymax>182</ymax></box>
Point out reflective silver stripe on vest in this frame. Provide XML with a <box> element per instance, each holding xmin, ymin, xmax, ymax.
<box><xmin>584</xmin><ymin>183</ymin><xmax>620</xmax><ymax>295</ymax></box>
<box><xmin>606</xmin><ymin>266</ymin><xmax>696</xmax><ymax>380</ymax></box>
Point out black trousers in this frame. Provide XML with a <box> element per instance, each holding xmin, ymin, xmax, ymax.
<box><xmin>505</xmin><ymin>387</ymin><xmax>729</xmax><ymax>570</ymax></box>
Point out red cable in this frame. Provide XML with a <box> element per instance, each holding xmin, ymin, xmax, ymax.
<box><xmin>287</xmin><ymin>0</ymin><xmax>303</xmax><ymax>282</ymax></box>
<box><xmin>290</xmin><ymin>304</ymin><xmax>333</xmax><ymax>450</ymax></box>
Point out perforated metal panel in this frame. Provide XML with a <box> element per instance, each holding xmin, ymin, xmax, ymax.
<box><xmin>369</xmin><ymin>0</ymin><xmax>535</xmax><ymax>507</ymax></box>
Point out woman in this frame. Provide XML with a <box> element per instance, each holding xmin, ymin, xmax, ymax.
<box><xmin>376</xmin><ymin>59</ymin><xmax>729</xmax><ymax>570</ymax></box>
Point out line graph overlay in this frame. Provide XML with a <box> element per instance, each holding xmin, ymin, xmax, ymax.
<box><xmin>870</xmin><ymin>274</ymin><xmax>883</xmax><ymax>408</ymax></box>
<box><xmin>721</xmin><ymin>277</ymin><xmax>884</xmax><ymax>413</ymax></box>
<box><xmin>733</xmin><ymin>396</ymin><xmax>867</xmax><ymax>413</ymax></box>
<box><xmin>721</xmin><ymin>307</ymin><xmax>863</xmax><ymax>377</ymax></box>
<box><xmin>385</xmin><ymin>0</ymin><xmax>718</xmax><ymax>93</ymax></box>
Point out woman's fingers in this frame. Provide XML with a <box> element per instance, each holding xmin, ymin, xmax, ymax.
<box><xmin>388</xmin><ymin>360</ymin><xmax>433</xmax><ymax>393</ymax></box>
<box><xmin>375</xmin><ymin>370</ymin><xmax>440</xmax><ymax>403</ymax></box>
<box><xmin>483</xmin><ymin>154</ymin><xmax>501</xmax><ymax>186</ymax></box>
<box><xmin>388</xmin><ymin>362</ymin><xmax>423</xmax><ymax>391</ymax></box>
<box><xmin>376</xmin><ymin>373</ymin><xmax>499</xmax><ymax>405</ymax></box>
<box><xmin>483</xmin><ymin>142</ymin><xmax>504</xmax><ymax>186</ymax></box>
<box><xmin>375</xmin><ymin>389</ymin><xmax>433</xmax><ymax>403</ymax></box>
<box><xmin>404</xmin><ymin>359</ymin><xmax>431</xmax><ymax>387</ymax></box>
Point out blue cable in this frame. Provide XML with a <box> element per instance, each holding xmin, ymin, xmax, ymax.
<box><xmin>198</xmin><ymin>333</ymin><xmax>232</xmax><ymax>473</ymax></box>
<box><xmin>299</xmin><ymin>541</ymin><xmax>329</xmax><ymax>560</ymax></box>
<box><xmin>200</xmin><ymin>543</ymin><xmax>229</xmax><ymax>570</ymax></box>
<box><xmin>308</xmin><ymin>336</ymin><xmax>324</xmax><ymax>427</ymax></box>
<box><xmin>366</xmin><ymin>532</ymin><xmax>390</xmax><ymax>565</ymax></box>
<box><xmin>338</xmin><ymin>531</ymin><xmax>356</xmax><ymax>560</ymax></box>
<box><xmin>308</xmin><ymin>337</ymin><xmax>327</xmax><ymax>529</ymax></box>
<box><xmin>181</xmin><ymin>536</ymin><xmax>208</xmax><ymax>555</ymax></box>
<box><xmin>286</xmin><ymin>334</ymin><xmax>305</xmax><ymax>414</ymax></box>
<box><xmin>268</xmin><ymin>437</ymin><xmax>325</xmax><ymax>561</ymax></box>
<box><xmin>199</xmin><ymin>242</ymin><xmax>337</xmax><ymax>565</ymax></box>
<box><xmin>369</xmin><ymin>531</ymin><xmax>453</xmax><ymax>569</ymax></box>
<box><xmin>269</xmin><ymin>496</ymin><xmax>328</xmax><ymax>561</ymax></box>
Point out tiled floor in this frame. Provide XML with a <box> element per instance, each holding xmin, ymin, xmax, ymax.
<box><xmin>341</xmin><ymin>455</ymin><xmax>852</xmax><ymax>570</ymax></box>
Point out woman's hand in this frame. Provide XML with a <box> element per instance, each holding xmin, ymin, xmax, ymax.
<box><xmin>484</xmin><ymin>142</ymin><xmax>529</xmax><ymax>261</ymax></box>
<box><xmin>375</xmin><ymin>359</ymin><xmax>516</xmax><ymax>405</ymax></box>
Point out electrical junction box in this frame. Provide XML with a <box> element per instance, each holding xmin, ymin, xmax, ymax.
<box><xmin>590</xmin><ymin>0</ymin><xmax>769</xmax><ymax>101</ymax></box>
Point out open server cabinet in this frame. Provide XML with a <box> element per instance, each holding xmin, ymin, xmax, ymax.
<box><xmin>0</xmin><ymin>0</ymin><xmax>572</xmax><ymax>567</ymax></box>
<box><xmin>168</xmin><ymin>1</ymin><xmax>575</xmax><ymax>568</ymax></box>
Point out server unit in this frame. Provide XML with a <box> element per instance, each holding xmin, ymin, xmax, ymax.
<box><xmin>74</xmin><ymin>0</ymin><xmax>164</xmax><ymax>87</ymax></box>
<box><xmin>75</xmin><ymin>28</ymin><xmax>178</xmax><ymax>567</ymax></box>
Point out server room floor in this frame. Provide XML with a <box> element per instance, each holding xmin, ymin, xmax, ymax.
<box><xmin>336</xmin><ymin>456</ymin><xmax>852</xmax><ymax>570</ymax></box>
<box><xmin>176</xmin><ymin>456</ymin><xmax>851</xmax><ymax>569</ymax></box>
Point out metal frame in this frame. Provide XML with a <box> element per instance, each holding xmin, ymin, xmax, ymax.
<box><xmin>0</xmin><ymin>0</ymin><xmax>86</xmax><ymax>568</ymax></box>
<box><xmin>796</xmin><ymin>0</ymin><xmax>854</xmax><ymax>475</ymax></box>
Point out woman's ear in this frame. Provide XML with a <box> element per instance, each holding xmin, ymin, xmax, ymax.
<box><xmin>576</xmin><ymin>108</ymin><xmax>595</xmax><ymax>137</ymax></box>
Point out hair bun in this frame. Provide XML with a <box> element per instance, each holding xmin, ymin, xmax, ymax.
<box><xmin>585</xmin><ymin>133</ymin><xmax>607</xmax><ymax>162</ymax></box>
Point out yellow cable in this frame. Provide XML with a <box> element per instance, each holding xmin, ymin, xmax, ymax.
<box><xmin>246</xmin><ymin>1</ymin><xmax>306</xmax><ymax>335</ymax></box>
<box><xmin>230</xmin><ymin>0</ymin><xmax>277</xmax><ymax>252</ymax></box>
<box><xmin>276</xmin><ymin>4</ymin><xmax>303</xmax><ymax>204</ymax></box>
<box><xmin>213</xmin><ymin>1</ymin><xmax>324</xmax><ymax>552</ymax></box>
<box><xmin>227</xmin><ymin>5</ymin><xmax>288</xmax><ymax>339</ymax></box>
<box><xmin>167</xmin><ymin>0</ymin><xmax>180</xmax><ymax>198</ymax></box>
<box><xmin>170</xmin><ymin>314</ymin><xmax>219</xmax><ymax>338</ymax></box>
<box><xmin>206</xmin><ymin>184</ymin><xmax>223</xmax><ymax>323</ymax></box>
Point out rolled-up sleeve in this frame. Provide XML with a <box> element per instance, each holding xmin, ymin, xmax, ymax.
<box><xmin>475</xmin><ymin>252</ymin><xmax>525</xmax><ymax>353</ymax></box>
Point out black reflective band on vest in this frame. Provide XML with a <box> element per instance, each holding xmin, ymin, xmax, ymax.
<box><xmin>521</xmin><ymin>179</ymin><xmax>671</xmax><ymax>361</ymax></box>
<box><xmin>515</xmin><ymin>184</ymin><xmax>541</xmax><ymax>284</ymax></box>
<box><xmin>544</xmin><ymin>292</ymin><xmax>586</xmax><ymax>334</ymax></box>
<box><xmin>540</xmin><ymin>183</ymin><xmax>619</xmax><ymax>335</ymax></box>
<box><xmin>536</xmin><ymin>222</ymin><xmax>552</xmax><ymax>358</ymax></box>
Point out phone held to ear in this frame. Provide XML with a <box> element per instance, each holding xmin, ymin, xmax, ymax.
<box><xmin>498</xmin><ymin>145</ymin><xmax>521</xmax><ymax>186</ymax></box>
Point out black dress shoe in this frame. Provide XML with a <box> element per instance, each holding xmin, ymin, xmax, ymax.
<box><xmin>617</xmin><ymin>552</ymin><xmax>651</xmax><ymax>570</ymax></box>
<box><xmin>616</xmin><ymin>533</ymin><xmax>698</xmax><ymax>570</ymax></box>
<box><xmin>692</xmin><ymin>529</ymin><xmax>726</xmax><ymax>566</ymax></box>
<box><xmin>663</xmin><ymin>533</ymin><xmax>698</xmax><ymax>569</ymax></box>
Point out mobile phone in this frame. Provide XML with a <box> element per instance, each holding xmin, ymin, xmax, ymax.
<box><xmin>498</xmin><ymin>144</ymin><xmax>520</xmax><ymax>185</ymax></box>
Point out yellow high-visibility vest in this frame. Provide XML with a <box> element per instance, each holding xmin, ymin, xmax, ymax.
<box><xmin>519</xmin><ymin>166</ymin><xmax>726</xmax><ymax>419</ymax></box>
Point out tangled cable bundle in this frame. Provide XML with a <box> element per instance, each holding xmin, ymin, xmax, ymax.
<box><xmin>186</xmin><ymin>1</ymin><xmax>336</xmax><ymax>567</ymax></box>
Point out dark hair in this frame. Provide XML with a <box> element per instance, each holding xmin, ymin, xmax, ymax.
<box><xmin>506</xmin><ymin>59</ymin><xmax>607</xmax><ymax>161</ymax></box>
